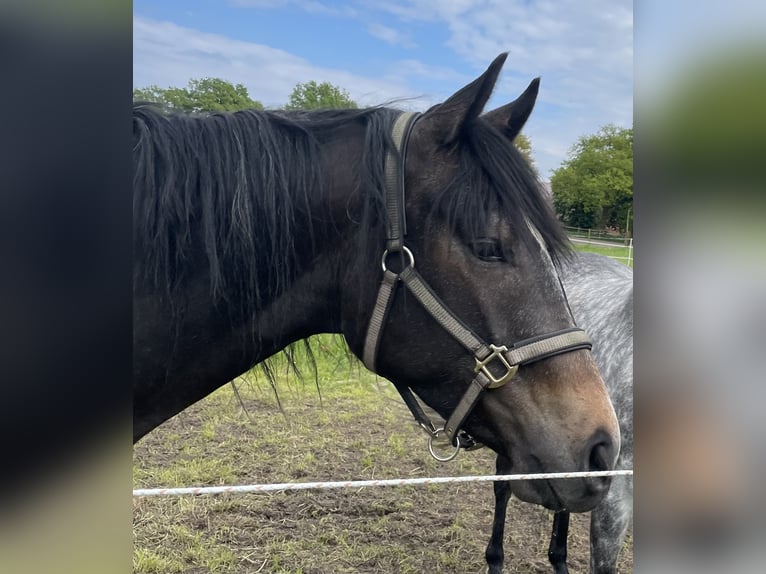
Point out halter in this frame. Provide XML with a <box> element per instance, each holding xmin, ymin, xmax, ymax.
<box><xmin>363</xmin><ymin>111</ymin><xmax>593</xmax><ymax>462</ymax></box>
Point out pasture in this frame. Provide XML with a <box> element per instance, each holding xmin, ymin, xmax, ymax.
<box><xmin>133</xmin><ymin>336</ymin><xmax>633</xmax><ymax>573</ymax></box>
<box><xmin>572</xmin><ymin>242</ymin><xmax>633</xmax><ymax>268</ymax></box>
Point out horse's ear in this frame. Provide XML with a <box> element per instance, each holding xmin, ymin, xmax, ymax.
<box><xmin>421</xmin><ymin>52</ymin><xmax>508</xmax><ymax>145</ymax></box>
<box><xmin>483</xmin><ymin>77</ymin><xmax>540</xmax><ymax>140</ymax></box>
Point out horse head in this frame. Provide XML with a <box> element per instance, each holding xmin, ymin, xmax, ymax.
<box><xmin>338</xmin><ymin>54</ymin><xmax>620</xmax><ymax>513</ymax></box>
<box><xmin>133</xmin><ymin>52</ymin><xmax>619</xmax><ymax>514</ymax></box>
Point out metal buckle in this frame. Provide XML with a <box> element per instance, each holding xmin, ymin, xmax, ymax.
<box><xmin>475</xmin><ymin>344</ymin><xmax>519</xmax><ymax>389</ymax></box>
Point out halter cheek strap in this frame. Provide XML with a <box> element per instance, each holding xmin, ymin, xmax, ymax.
<box><xmin>363</xmin><ymin>111</ymin><xmax>592</xmax><ymax>462</ymax></box>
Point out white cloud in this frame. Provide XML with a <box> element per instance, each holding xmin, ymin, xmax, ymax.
<box><xmin>133</xmin><ymin>16</ymin><xmax>414</xmax><ymax>108</ymax></box>
<box><xmin>367</xmin><ymin>23</ymin><xmax>417</xmax><ymax>49</ymax></box>
<box><xmin>372</xmin><ymin>0</ymin><xmax>633</xmax><ymax>175</ymax></box>
<box><xmin>379</xmin><ymin>1</ymin><xmax>631</xmax><ymax>101</ymax></box>
<box><xmin>228</xmin><ymin>0</ymin><xmax>288</xmax><ymax>7</ymax></box>
<box><xmin>229</xmin><ymin>0</ymin><xmax>358</xmax><ymax>17</ymax></box>
<box><xmin>135</xmin><ymin>0</ymin><xmax>633</xmax><ymax>176</ymax></box>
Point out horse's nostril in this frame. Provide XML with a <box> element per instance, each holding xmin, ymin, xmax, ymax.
<box><xmin>584</xmin><ymin>435</ymin><xmax>615</xmax><ymax>496</ymax></box>
<box><xmin>589</xmin><ymin>442</ymin><xmax>610</xmax><ymax>472</ymax></box>
<box><xmin>585</xmin><ymin>430</ymin><xmax>616</xmax><ymax>474</ymax></box>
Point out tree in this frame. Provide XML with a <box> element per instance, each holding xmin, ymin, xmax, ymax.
<box><xmin>513</xmin><ymin>133</ymin><xmax>536</xmax><ymax>171</ymax></box>
<box><xmin>551</xmin><ymin>125</ymin><xmax>633</xmax><ymax>233</ymax></box>
<box><xmin>133</xmin><ymin>78</ymin><xmax>263</xmax><ymax>113</ymax></box>
<box><xmin>285</xmin><ymin>81</ymin><xmax>357</xmax><ymax>110</ymax></box>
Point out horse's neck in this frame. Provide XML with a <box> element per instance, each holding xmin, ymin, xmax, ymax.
<box><xmin>249</xmin><ymin>257</ymin><xmax>342</xmax><ymax>359</ymax></box>
<box><xmin>206</xmin><ymin>123</ymin><xmax>368</xmax><ymax>360</ymax></box>
<box><xmin>132</xmin><ymin>250</ymin><xmax>343</xmax><ymax>442</ymax></box>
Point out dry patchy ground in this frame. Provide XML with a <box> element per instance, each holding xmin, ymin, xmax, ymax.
<box><xmin>133</xmin><ymin>339</ymin><xmax>632</xmax><ymax>573</ymax></box>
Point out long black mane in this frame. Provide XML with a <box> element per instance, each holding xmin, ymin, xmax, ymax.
<box><xmin>133</xmin><ymin>103</ymin><xmax>569</xmax><ymax>321</ymax></box>
<box><xmin>133</xmin><ymin>104</ymin><xmax>398</xmax><ymax>315</ymax></box>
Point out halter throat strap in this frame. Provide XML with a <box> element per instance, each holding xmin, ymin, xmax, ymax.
<box><xmin>362</xmin><ymin>111</ymin><xmax>592</xmax><ymax>459</ymax></box>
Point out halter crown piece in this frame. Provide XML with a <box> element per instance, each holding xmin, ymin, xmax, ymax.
<box><xmin>363</xmin><ymin>112</ymin><xmax>593</xmax><ymax>462</ymax></box>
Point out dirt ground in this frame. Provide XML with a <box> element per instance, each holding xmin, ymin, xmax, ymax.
<box><xmin>133</xmin><ymin>361</ymin><xmax>633</xmax><ymax>574</ymax></box>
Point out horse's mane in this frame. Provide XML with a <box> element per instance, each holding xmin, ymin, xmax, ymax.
<box><xmin>133</xmin><ymin>103</ymin><xmax>398</xmax><ymax>317</ymax></box>
<box><xmin>132</xmin><ymin>102</ymin><xmax>569</xmax><ymax>320</ymax></box>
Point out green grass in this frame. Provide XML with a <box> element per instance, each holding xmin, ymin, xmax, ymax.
<box><xmin>573</xmin><ymin>242</ymin><xmax>633</xmax><ymax>267</ymax></box>
<box><xmin>134</xmin><ymin>341</ymin><xmax>634</xmax><ymax>572</ymax></box>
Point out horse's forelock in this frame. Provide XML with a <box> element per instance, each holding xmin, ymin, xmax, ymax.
<box><xmin>426</xmin><ymin>118</ymin><xmax>571</xmax><ymax>260</ymax></box>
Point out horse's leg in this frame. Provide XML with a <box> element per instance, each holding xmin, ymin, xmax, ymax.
<box><xmin>589</xmin><ymin>476</ymin><xmax>632</xmax><ymax>574</ymax></box>
<box><xmin>486</xmin><ymin>454</ymin><xmax>512</xmax><ymax>574</ymax></box>
<box><xmin>548</xmin><ymin>510</ymin><xmax>570</xmax><ymax>574</ymax></box>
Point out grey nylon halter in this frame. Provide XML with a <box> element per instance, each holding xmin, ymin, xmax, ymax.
<box><xmin>363</xmin><ymin>111</ymin><xmax>593</xmax><ymax>462</ymax></box>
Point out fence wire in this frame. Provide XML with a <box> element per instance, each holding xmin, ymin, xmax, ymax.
<box><xmin>134</xmin><ymin>469</ymin><xmax>633</xmax><ymax>497</ymax></box>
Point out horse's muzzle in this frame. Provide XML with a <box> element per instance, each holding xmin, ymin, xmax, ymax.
<box><xmin>511</xmin><ymin>427</ymin><xmax>618</xmax><ymax>513</ymax></box>
<box><xmin>553</xmin><ymin>429</ymin><xmax>618</xmax><ymax>511</ymax></box>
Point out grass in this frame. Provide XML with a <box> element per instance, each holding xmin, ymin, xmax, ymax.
<box><xmin>573</xmin><ymin>242</ymin><xmax>634</xmax><ymax>267</ymax></box>
<box><xmin>134</xmin><ymin>336</ymin><xmax>633</xmax><ymax>571</ymax></box>
<box><xmin>134</xmin><ymin>340</ymin><xmax>495</xmax><ymax>572</ymax></box>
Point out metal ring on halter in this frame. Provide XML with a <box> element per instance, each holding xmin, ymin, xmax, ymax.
<box><xmin>427</xmin><ymin>427</ymin><xmax>461</xmax><ymax>462</ymax></box>
<box><xmin>381</xmin><ymin>245</ymin><xmax>415</xmax><ymax>273</ymax></box>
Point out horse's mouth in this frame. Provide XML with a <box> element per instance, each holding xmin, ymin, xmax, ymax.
<box><xmin>509</xmin><ymin>456</ymin><xmax>611</xmax><ymax>513</ymax></box>
<box><xmin>525</xmin><ymin>477</ymin><xmax>568</xmax><ymax>512</ymax></box>
<box><xmin>545</xmin><ymin>479</ymin><xmax>567</xmax><ymax>512</ymax></box>
<box><xmin>546</xmin><ymin>476</ymin><xmax>611</xmax><ymax>513</ymax></box>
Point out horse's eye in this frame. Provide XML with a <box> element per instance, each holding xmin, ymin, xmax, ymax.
<box><xmin>471</xmin><ymin>239</ymin><xmax>506</xmax><ymax>262</ymax></box>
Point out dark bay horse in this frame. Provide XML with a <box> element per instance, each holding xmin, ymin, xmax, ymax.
<box><xmin>486</xmin><ymin>252</ymin><xmax>633</xmax><ymax>573</ymax></box>
<box><xmin>133</xmin><ymin>53</ymin><xmax>620</xmax><ymax>517</ymax></box>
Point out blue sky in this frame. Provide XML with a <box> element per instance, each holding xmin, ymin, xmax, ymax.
<box><xmin>134</xmin><ymin>0</ymin><xmax>633</xmax><ymax>178</ymax></box>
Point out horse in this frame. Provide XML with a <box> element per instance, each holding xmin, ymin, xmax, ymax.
<box><xmin>133</xmin><ymin>53</ymin><xmax>621</xmax><ymax>528</ymax></box>
<box><xmin>485</xmin><ymin>251</ymin><xmax>633</xmax><ymax>573</ymax></box>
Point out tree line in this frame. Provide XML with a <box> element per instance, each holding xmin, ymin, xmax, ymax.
<box><xmin>133</xmin><ymin>77</ymin><xmax>358</xmax><ymax>113</ymax></box>
<box><xmin>134</xmin><ymin>78</ymin><xmax>630</xmax><ymax>233</ymax></box>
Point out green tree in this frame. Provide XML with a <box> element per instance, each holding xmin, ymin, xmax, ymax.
<box><xmin>285</xmin><ymin>81</ymin><xmax>357</xmax><ymax>110</ymax></box>
<box><xmin>551</xmin><ymin>125</ymin><xmax>633</xmax><ymax>233</ymax></box>
<box><xmin>513</xmin><ymin>133</ymin><xmax>535</xmax><ymax>170</ymax></box>
<box><xmin>133</xmin><ymin>78</ymin><xmax>263</xmax><ymax>113</ymax></box>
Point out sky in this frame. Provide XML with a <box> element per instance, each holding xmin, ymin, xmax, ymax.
<box><xmin>133</xmin><ymin>0</ymin><xmax>633</xmax><ymax>178</ymax></box>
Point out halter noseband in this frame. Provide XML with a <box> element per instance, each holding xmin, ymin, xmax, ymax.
<box><xmin>363</xmin><ymin>111</ymin><xmax>592</xmax><ymax>462</ymax></box>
